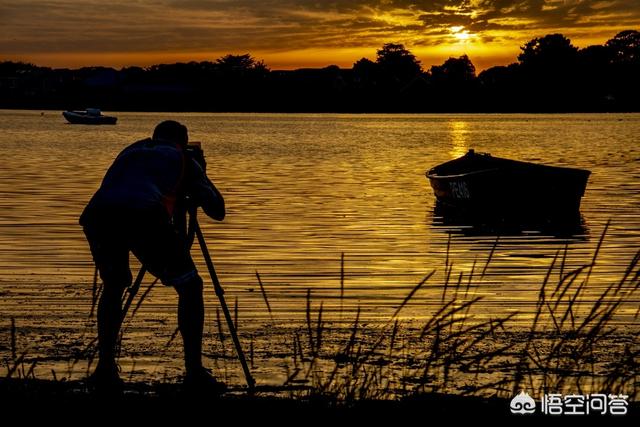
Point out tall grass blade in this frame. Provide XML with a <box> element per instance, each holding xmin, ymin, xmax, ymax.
<box><xmin>306</xmin><ymin>289</ymin><xmax>314</xmax><ymax>355</ymax></box>
<box><xmin>392</xmin><ymin>270</ymin><xmax>435</xmax><ymax>320</ymax></box>
<box><xmin>465</xmin><ymin>258</ymin><xmax>477</xmax><ymax>299</ymax></box>
<box><xmin>255</xmin><ymin>270</ymin><xmax>273</xmax><ymax>320</ymax></box>
<box><xmin>340</xmin><ymin>252</ymin><xmax>345</xmax><ymax>319</ymax></box>
<box><xmin>445</xmin><ymin>234</ymin><xmax>451</xmax><ymax>269</ymax></box>
<box><xmin>216</xmin><ymin>308</ymin><xmax>225</xmax><ymax>344</ymax></box>
<box><xmin>165</xmin><ymin>325</ymin><xmax>180</xmax><ymax>348</ymax></box>
<box><xmin>10</xmin><ymin>317</ymin><xmax>16</xmax><ymax>360</ymax></box>
<box><xmin>481</xmin><ymin>236</ymin><xmax>499</xmax><ymax>278</ymax></box>
<box><xmin>315</xmin><ymin>302</ymin><xmax>324</xmax><ymax>356</ymax></box>
<box><xmin>234</xmin><ymin>296</ymin><xmax>239</xmax><ymax>333</ymax></box>
<box><xmin>583</xmin><ymin>220</ymin><xmax>610</xmax><ymax>288</ymax></box>
<box><xmin>131</xmin><ymin>278</ymin><xmax>158</xmax><ymax>319</ymax></box>
<box><xmin>90</xmin><ymin>266</ymin><xmax>99</xmax><ymax>318</ymax></box>
<box><xmin>389</xmin><ymin>319</ymin><xmax>399</xmax><ymax>358</ymax></box>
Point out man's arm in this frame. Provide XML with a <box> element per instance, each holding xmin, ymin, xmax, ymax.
<box><xmin>187</xmin><ymin>158</ymin><xmax>225</xmax><ymax>221</ymax></box>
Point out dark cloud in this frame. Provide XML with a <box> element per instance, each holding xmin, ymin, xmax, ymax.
<box><xmin>1</xmin><ymin>0</ymin><xmax>639</xmax><ymax>60</ymax></box>
<box><xmin>412</xmin><ymin>0</ymin><xmax>640</xmax><ymax>32</ymax></box>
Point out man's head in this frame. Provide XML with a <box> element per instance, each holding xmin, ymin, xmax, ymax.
<box><xmin>153</xmin><ymin>120</ymin><xmax>188</xmax><ymax>146</ymax></box>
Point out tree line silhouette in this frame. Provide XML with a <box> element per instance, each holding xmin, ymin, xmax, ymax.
<box><xmin>1</xmin><ymin>30</ymin><xmax>639</xmax><ymax>113</ymax></box>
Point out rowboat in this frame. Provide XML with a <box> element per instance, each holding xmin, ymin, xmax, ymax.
<box><xmin>62</xmin><ymin>108</ymin><xmax>117</xmax><ymax>125</ymax></box>
<box><xmin>426</xmin><ymin>150</ymin><xmax>590</xmax><ymax>216</ymax></box>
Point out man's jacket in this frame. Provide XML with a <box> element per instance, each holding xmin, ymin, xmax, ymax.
<box><xmin>80</xmin><ymin>138</ymin><xmax>224</xmax><ymax>226</ymax></box>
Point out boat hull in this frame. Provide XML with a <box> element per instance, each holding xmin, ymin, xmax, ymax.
<box><xmin>62</xmin><ymin>111</ymin><xmax>117</xmax><ymax>125</ymax></box>
<box><xmin>427</xmin><ymin>151</ymin><xmax>591</xmax><ymax>217</ymax></box>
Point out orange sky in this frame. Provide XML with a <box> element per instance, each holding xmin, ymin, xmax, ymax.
<box><xmin>1</xmin><ymin>1</ymin><xmax>639</xmax><ymax>71</ymax></box>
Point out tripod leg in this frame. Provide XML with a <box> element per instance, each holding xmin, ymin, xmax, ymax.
<box><xmin>194</xmin><ymin>219</ymin><xmax>256</xmax><ymax>390</ymax></box>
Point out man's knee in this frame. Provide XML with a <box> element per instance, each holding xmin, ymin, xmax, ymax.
<box><xmin>171</xmin><ymin>271</ymin><xmax>203</xmax><ymax>295</ymax></box>
<box><xmin>99</xmin><ymin>266</ymin><xmax>132</xmax><ymax>292</ymax></box>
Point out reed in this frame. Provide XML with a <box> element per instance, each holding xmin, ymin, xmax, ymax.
<box><xmin>340</xmin><ymin>252</ymin><xmax>345</xmax><ymax>319</ymax></box>
<box><xmin>306</xmin><ymin>289</ymin><xmax>313</xmax><ymax>356</ymax></box>
<box><xmin>506</xmin><ymin>223</ymin><xmax>640</xmax><ymax>399</ymax></box>
<box><xmin>216</xmin><ymin>308</ymin><xmax>226</xmax><ymax>353</ymax></box>
<box><xmin>10</xmin><ymin>318</ymin><xmax>16</xmax><ymax>361</ymax></box>
<box><xmin>89</xmin><ymin>266</ymin><xmax>99</xmax><ymax>319</ymax></box>
<box><xmin>391</xmin><ymin>270</ymin><xmax>435</xmax><ymax>320</ymax></box>
<box><xmin>278</xmin><ymin>226</ymin><xmax>639</xmax><ymax>402</ymax></box>
<box><xmin>131</xmin><ymin>278</ymin><xmax>158</xmax><ymax>319</ymax></box>
<box><xmin>4</xmin><ymin>223</ymin><xmax>636</xmax><ymax>404</ymax></box>
<box><xmin>233</xmin><ymin>296</ymin><xmax>239</xmax><ymax>334</ymax></box>
<box><xmin>255</xmin><ymin>270</ymin><xmax>273</xmax><ymax>321</ymax></box>
<box><xmin>481</xmin><ymin>236</ymin><xmax>499</xmax><ymax>278</ymax></box>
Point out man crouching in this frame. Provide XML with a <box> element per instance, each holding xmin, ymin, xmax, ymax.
<box><xmin>80</xmin><ymin>120</ymin><xmax>225</xmax><ymax>393</ymax></box>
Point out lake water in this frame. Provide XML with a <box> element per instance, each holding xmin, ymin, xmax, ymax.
<box><xmin>1</xmin><ymin>110</ymin><xmax>639</xmax><ymax>384</ymax></box>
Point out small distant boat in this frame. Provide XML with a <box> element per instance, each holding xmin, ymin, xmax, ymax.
<box><xmin>426</xmin><ymin>150</ymin><xmax>591</xmax><ymax>216</ymax></box>
<box><xmin>62</xmin><ymin>108</ymin><xmax>117</xmax><ymax>125</ymax></box>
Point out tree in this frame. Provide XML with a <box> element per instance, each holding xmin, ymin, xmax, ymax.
<box><xmin>352</xmin><ymin>57</ymin><xmax>380</xmax><ymax>87</ymax></box>
<box><xmin>353</xmin><ymin>57</ymin><xmax>378</xmax><ymax>75</ymax></box>
<box><xmin>427</xmin><ymin>55</ymin><xmax>478</xmax><ymax>110</ymax></box>
<box><xmin>603</xmin><ymin>30</ymin><xmax>640</xmax><ymax>110</ymax></box>
<box><xmin>518</xmin><ymin>34</ymin><xmax>578</xmax><ymax>68</ymax></box>
<box><xmin>0</xmin><ymin>61</ymin><xmax>44</xmax><ymax>77</ymax></box>
<box><xmin>375</xmin><ymin>43</ymin><xmax>422</xmax><ymax>83</ymax></box>
<box><xmin>606</xmin><ymin>30</ymin><xmax>640</xmax><ymax>63</ymax></box>
<box><xmin>429</xmin><ymin>55</ymin><xmax>476</xmax><ymax>84</ymax></box>
<box><xmin>215</xmin><ymin>54</ymin><xmax>269</xmax><ymax>75</ymax></box>
<box><xmin>516</xmin><ymin>34</ymin><xmax>580</xmax><ymax>110</ymax></box>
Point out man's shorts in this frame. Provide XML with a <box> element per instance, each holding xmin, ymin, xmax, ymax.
<box><xmin>83</xmin><ymin>215</ymin><xmax>198</xmax><ymax>289</ymax></box>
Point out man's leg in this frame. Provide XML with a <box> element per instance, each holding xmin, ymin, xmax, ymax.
<box><xmin>148</xmin><ymin>260</ymin><xmax>207</xmax><ymax>375</ymax></box>
<box><xmin>133</xmin><ymin>219</ymin><xmax>226</xmax><ymax>391</ymax></box>
<box><xmin>84</xmin><ymin>226</ymin><xmax>131</xmax><ymax>382</ymax></box>
<box><xmin>131</xmin><ymin>222</ymin><xmax>205</xmax><ymax>372</ymax></box>
<box><xmin>96</xmin><ymin>281</ymin><xmax>127</xmax><ymax>375</ymax></box>
<box><xmin>174</xmin><ymin>275</ymin><xmax>205</xmax><ymax>375</ymax></box>
<box><xmin>173</xmin><ymin>274</ymin><xmax>226</xmax><ymax>392</ymax></box>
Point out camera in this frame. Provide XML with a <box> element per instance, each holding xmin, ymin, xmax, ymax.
<box><xmin>185</xmin><ymin>141</ymin><xmax>206</xmax><ymax>170</ymax></box>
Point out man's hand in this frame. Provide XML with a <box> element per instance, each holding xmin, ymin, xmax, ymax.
<box><xmin>186</xmin><ymin>142</ymin><xmax>207</xmax><ymax>170</ymax></box>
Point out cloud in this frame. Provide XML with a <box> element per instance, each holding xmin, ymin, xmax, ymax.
<box><xmin>1</xmin><ymin>0</ymin><xmax>639</xmax><ymax>66</ymax></box>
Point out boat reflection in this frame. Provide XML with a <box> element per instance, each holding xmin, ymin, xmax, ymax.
<box><xmin>431</xmin><ymin>201</ymin><xmax>589</xmax><ymax>239</ymax></box>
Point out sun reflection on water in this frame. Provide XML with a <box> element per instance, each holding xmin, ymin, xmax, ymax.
<box><xmin>448</xmin><ymin>120</ymin><xmax>470</xmax><ymax>158</ymax></box>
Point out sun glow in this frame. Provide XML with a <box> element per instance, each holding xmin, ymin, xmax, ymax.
<box><xmin>450</xmin><ymin>26</ymin><xmax>475</xmax><ymax>42</ymax></box>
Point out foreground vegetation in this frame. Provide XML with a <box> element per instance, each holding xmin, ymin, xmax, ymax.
<box><xmin>3</xmin><ymin>223</ymin><xmax>639</xmax><ymax>409</ymax></box>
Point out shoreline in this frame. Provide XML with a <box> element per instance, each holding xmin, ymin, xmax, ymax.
<box><xmin>5</xmin><ymin>108</ymin><xmax>640</xmax><ymax>115</ymax></box>
<box><xmin>2</xmin><ymin>378</ymin><xmax>638</xmax><ymax>420</ymax></box>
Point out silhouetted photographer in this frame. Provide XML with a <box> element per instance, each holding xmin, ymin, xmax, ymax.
<box><xmin>80</xmin><ymin>120</ymin><xmax>226</xmax><ymax>393</ymax></box>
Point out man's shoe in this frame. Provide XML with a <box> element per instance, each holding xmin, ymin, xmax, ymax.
<box><xmin>183</xmin><ymin>368</ymin><xmax>227</xmax><ymax>395</ymax></box>
<box><xmin>86</xmin><ymin>365</ymin><xmax>124</xmax><ymax>394</ymax></box>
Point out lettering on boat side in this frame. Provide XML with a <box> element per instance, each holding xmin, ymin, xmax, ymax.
<box><xmin>449</xmin><ymin>181</ymin><xmax>470</xmax><ymax>199</ymax></box>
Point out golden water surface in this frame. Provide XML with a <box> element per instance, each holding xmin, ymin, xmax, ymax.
<box><xmin>1</xmin><ymin>110</ymin><xmax>638</xmax><ymax>384</ymax></box>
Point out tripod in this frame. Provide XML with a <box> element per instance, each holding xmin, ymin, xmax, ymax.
<box><xmin>121</xmin><ymin>208</ymin><xmax>256</xmax><ymax>390</ymax></box>
<box><xmin>191</xmin><ymin>211</ymin><xmax>256</xmax><ymax>390</ymax></box>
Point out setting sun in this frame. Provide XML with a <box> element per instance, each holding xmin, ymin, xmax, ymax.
<box><xmin>450</xmin><ymin>26</ymin><xmax>474</xmax><ymax>41</ymax></box>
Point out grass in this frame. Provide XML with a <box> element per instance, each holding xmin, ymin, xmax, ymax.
<box><xmin>2</xmin><ymin>223</ymin><xmax>639</xmax><ymax>407</ymax></box>
<box><xmin>261</xmin><ymin>222</ymin><xmax>639</xmax><ymax>402</ymax></box>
